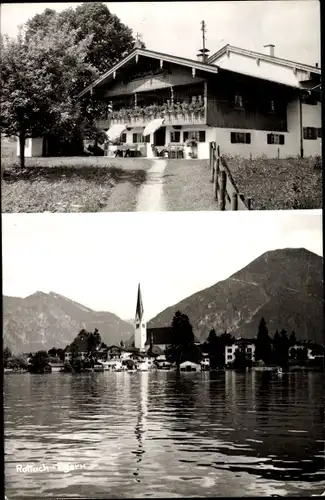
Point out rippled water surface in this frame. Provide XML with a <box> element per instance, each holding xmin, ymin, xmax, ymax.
<box><xmin>4</xmin><ymin>371</ymin><xmax>325</xmax><ymax>498</ymax></box>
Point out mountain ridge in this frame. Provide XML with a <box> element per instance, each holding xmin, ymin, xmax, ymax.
<box><xmin>3</xmin><ymin>248</ymin><xmax>323</xmax><ymax>352</ymax></box>
<box><xmin>3</xmin><ymin>291</ymin><xmax>134</xmax><ymax>354</ymax></box>
<box><xmin>148</xmin><ymin>247</ymin><xmax>324</xmax><ymax>345</ymax></box>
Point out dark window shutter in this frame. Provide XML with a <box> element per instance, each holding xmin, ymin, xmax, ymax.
<box><xmin>183</xmin><ymin>132</ymin><xmax>188</xmax><ymax>142</ymax></box>
<box><xmin>199</xmin><ymin>131</ymin><xmax>206</xmax><ymax>142</ymax></box>
<box><xmin>318</xmin><ymin>128</ymin><xmax>322</xmax><ymax>138</ymax></box>
<box><xmin>231</xmin><ymin>132</ymin><xmax>236</xmax><ymax>143</ymax></box>
<box><xmin>312</xmin><ymin>128</ymin><xmax>317</xmax><ymax>140</ymax></box>
<box><xmin>175</xmin><ymin>131</ymin><xmax>180</xmax><ymax>142</ymax></box>
<box><xmin>267</xmin><ymin>134</ymin><xmax>272</xmax><ymax>144</ymax></box>
<box><xmin>279</xmin><ymin>135</ymin><xmax>285</xmax><ymax>145</ymax></box>
<box><xmin>246</xmin><ymin>133</ymin><xmax>251</xmax><ymax>144</ymax></box>
<box><xmin>133</xmin><ymin>133</ymin><xmax>137</xmax><ymax>143</ymax></box>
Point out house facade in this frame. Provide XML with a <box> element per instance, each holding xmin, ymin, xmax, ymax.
<box><xmin>77</xmin><ymin>44</ymin><xmax>321</xmax><ymax>159</ymax></box>
<box><xmin>225</xmin><ymin>338</ymin><xmax>256</xmax><ymax>365</ymax></box>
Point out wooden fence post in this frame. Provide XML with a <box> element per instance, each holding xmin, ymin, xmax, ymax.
<box><xmin>214</xmin><ymin>168</ymin><xmax>218</xmax><ymax>200</ymax></box>
<box><xmin>231</xmin><ymin>192</ymin><xmax>238</xmax><ymax>211</ymax></box>
<box><xmin>211</xmin><ymin>145</ymin><xmax>215</xmax><ymax>184</ymax></box>
<box><xmin>219</xmin><ymin>170</ymin><xmax>227</xmax><ymax>210</ymax></box>
<box><xmin>209</xmin><ymin>142</ymin><xmax>213</xmax><ymax>171</ymax></box>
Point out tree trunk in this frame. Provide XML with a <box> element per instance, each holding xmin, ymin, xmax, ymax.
<box><xmin>19</xmin><ymin>130</ymin><xmax>26</xmax><ymax>169</ymax></box>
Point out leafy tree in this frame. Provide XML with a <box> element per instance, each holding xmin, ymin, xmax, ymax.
<box><xmin>272</xmin><ymin>329</ymin><xmax>281</xmax><ymax>365</ymax></box>
<box><xmin>18</xmin><ymin>3</ymin><xmax>146</xmax><ymax>154</ymax></box>
<box><xmin>289</xmin><ymin>331</ymin><xmax>297</xmax><ymax>347</ymax></box>
<box><xmin>57</xmin><ymin>348</ymin><xmax>65</xmax><ymax>362</ymax></box>
<box><xmin>0</xmin><ymin>19</ymin><xmax>95</xmax><ymax>167</ymax></box>
<box><xmin>3</xmin><ymin>347</ymin><xmax>12</xmax><ymax>367</ymax></box>
<box><xmin>7</xmin><ymin>355</ymin><xmax>28</xmax><ymax>370</ymax></box>
<box><xmin>28</xmin><ymin>350</ymin><xmax>50</xmax><ymax>373</ymax></box>
<box><xmin>48</xmin><ymin>347</ymin><xmax>58</xmax><ymax>357</ymax></box>
<box><xmin>166</xmin><ymin>311</ymin><xmax>196</xmax><ymax>368</ymax></box>
<box><xmin>87</xmin><ymin>329</ymin><xmax>102</xmax><ymax>355</ymax></box>
<box><xmin>25</xmin><ymin>2</ymin><xmax>145</xmax><ymax>75</ymax></box>
<box><xmin>279</xmin><ymin>328</ymin><xmax>289</xmax><ymax>368</ymax></box>
<box><xmin>255</xmin><ymin>317</ymin><xmax>272</xmax><ymax>364</ymax></box>
<box><xmin>207</xmin><ymin>329</ymin><xmax>217</xmax><ymax>343</ymax></box>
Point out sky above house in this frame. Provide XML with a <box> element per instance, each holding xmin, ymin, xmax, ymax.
<box><xmin>2</xmin><ymin>211</ymin><xmax>323</xmax><ymax>321</ymax></box>
<box><xmin>1</xmin><ymin>1</ymin><xmax>321</xmax><ymax>66</ymax></box>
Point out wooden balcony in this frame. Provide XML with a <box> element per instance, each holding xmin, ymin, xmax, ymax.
<box><xmin>96</xmin><ymin>104</ymin><xmax>207</xmax><ymax>129</ymax></box>
<box><xmin>111</xmin><ymin>112</ymin><xmax>206</xmax><ymax>127</ymax></box>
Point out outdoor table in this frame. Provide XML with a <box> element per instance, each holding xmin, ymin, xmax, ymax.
<box><xmin>114</xmin><ymin>144</ymin><xmax>139</xmax><ymax>157</ymax></box>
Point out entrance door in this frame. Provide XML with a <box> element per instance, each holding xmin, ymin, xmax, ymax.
<box><xmin>154</xmin><ymin>127</ymin><xmax>166</xmax><ymax>147</ymax></box>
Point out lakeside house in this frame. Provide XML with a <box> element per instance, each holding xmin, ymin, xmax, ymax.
<box><xmin>225</xmin><ymin>338</ymin><xmax>256</xmax><ymax>366</ymax></box>
<box><xmin>19</xmin><ymin>37</ymin><xmax>321</xmax><ymax>160</ymax></box>
<box><xmin>72</xmin><ymin>42</ymin><xmax>321</xmax><ymax>160</ymax></box>
<box><xmin>289</xmin><ymin>342</ymin><xmax>324</xmax><ymax>361</ymax></box>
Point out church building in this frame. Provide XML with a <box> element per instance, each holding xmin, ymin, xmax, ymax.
<box><xmin>134</xmin><ymin>284</ymin><xmax>173</xmax><ymax>353</ymax></box>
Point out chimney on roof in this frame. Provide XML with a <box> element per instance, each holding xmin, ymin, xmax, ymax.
<box><xmin>197</xmin><ymin>20</ymin><xmax>210</xmax><ymax>63</ymax></box>
<box><xmin>264</xmin><ymin>44</ymin><xmax>275</xmax><ymax>57</ymax></box>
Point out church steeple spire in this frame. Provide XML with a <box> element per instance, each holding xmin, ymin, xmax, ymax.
<box><xmin>135</xmin><ymin>283</ymin><xmax>144</xmax><ymax>324</ymax></box>
<box><xmin>134</xmin><ymin>283</ymin><xmax>147</xmax><ymax>351</ymax></box>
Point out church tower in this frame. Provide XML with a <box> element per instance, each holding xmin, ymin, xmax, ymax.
<box><xmin>134</xmin><ymin>283</ymin><xmax>147</xmax><ymax>351</ymax></box>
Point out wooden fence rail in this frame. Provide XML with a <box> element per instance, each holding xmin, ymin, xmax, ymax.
<box><xmin>209</xmin><ymin>142</ymin><xmax>252</xmax><ymax>211</ymax></box>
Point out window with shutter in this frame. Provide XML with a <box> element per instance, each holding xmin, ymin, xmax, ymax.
<box><xmin>183</xmin><ymin>132</ymin><xmax>189</xmax><ymax>142</ymax></box>
<box><xmin>170</xmin><ymin>131</ymin><xmax>180</xmax><ymax>142</ymax></box>
<box><xmin>199</xmin><ymin>131</ymin><xmax>206</xmax><ymax>142</ymax></box>
<box><xmin>267</xmin><ymin>134</ymin><xmax>273</xmax><ymax>144</ymax></box>
<box><xmin>133</xmin><ymin>133</ymin><xmax>137</xmax><ymax>143</ymax></box>
<box><xmin>230</xmin><ymin>132</ymin><xmax>250</xmax><ymax>144</ymax></box>
<box><xmin>303</xmin><ymin>127</ymin><xmax>318</xmax><ymax>140</ymax></box>
<box><xmin>279</xmin><ymin>135</ymin><xmax>285</xmax><ymax>145</ymax></box>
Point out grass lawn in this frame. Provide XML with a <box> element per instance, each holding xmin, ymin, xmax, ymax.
<box><xmin>226</xmin><ymin>155</ymin><xmax>322</xmax><ymax>210</ymax></box>
<box><xmin>1</xmin><ymin>148</ymin><xmax>322</xmax><ymax>212</ymax></box>
<box><xmin>2</xmin><ymin>156</ymin><xmax>151</xmax><ymax>213</ymax></box>
<box><xmin>162</xmin><ymin>159</ymin><xmax>219</xmax><ymax>211</ymax></box>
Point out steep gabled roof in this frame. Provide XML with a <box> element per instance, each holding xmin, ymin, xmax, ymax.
<box><xmin>208</xmin><ymin>44</ymin><xmax>321</xmax><ymax>75</ymax></box>
<box><xmin>146</xmin><ymin>327</ymin><xmax>173</xmax><ymax>346</ymax></box>
<box><xmin>77</xmin><ymin>47</ymin><xmax>219</xmax><ymax>98</ymax></box>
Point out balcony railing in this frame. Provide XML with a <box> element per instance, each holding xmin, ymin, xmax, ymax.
<box><xmin>96</xmin><ymin>101</ymin><xmax>206</xmax><ymax>129</ymax></box>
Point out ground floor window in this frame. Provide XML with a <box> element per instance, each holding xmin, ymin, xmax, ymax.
<box><xmin>303</xmin><ymin>127</ymin><xmax>318</xmax><ymax>140</ymax></box>
<box><xmin>132</xmin><ymin>133</ymin><xmax>150</xmax><ymax>143</ymax></box>
<box><xmin>267</xmin><ymin>133</ymin><xmax>285</xmax><ymax>145</ymax></box>
<box><xmin>230</xmin><ymin>132</ymin><xmax>251</xmax><ymax>144</ymax></box>
<box><xmin>183</xmin><ymin>131</ymin><xmax>206</xmax><ymax>142</ymax></box>
<box><xmin>317</xmin><ymin>128</ymin><xmax>322</xmax><ymax>138</ymax></box>
<box><xmin>170</xmin><ymin>131</ymin><xmax>181</xmax><ymax>142</ymax></box>
<box><xmin>120</xmin><ymin>133</ymin><xmax>127</xmax><ymax>143</ymax></box>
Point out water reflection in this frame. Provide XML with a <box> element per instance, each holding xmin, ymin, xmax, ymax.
<box><xmin>4</xmin><ymin>371</ymin><xmax>325</xmax><ymax>498</ymax></box>
<box><xmin>133</xmin><ymin>372</ymin><xmax>148</xmax><ymax>483</ymax></box>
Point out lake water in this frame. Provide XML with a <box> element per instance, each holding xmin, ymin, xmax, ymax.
<box><xmin>4</xmin><ymin>371</ymin><xmax>325</xmax><ymax>498</ymax></box>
